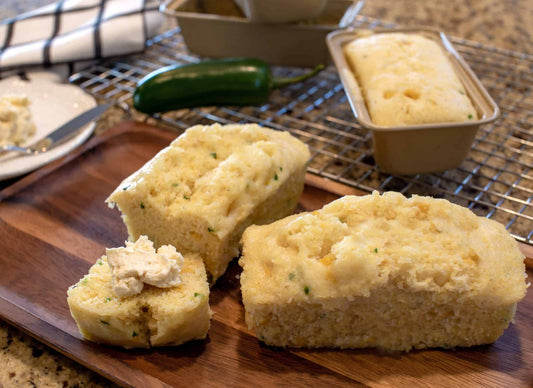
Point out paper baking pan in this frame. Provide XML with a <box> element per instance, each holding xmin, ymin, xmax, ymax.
<box><xmin>327</xmin><ymin>27</ymin><xmax>500</xmax><ymax>175</ymax></box>
<box><xmin>160</xmin><ymin>0</ymin><xmax>364</xmax><ymax>67</ymax></box>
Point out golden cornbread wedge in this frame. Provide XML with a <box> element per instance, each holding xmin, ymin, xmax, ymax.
<box><xmin>239</xmin><ymin>191</ymin><xmax>528</xmax><ymax>351</ymax></box>
<box><xmin>67</xmin><ymin>252</ymin><xmax>211</xmax><ymax>348</ymax></box>
<box><xmin>106</xmin><ymin>123</ymin><xmax>310</xmax><ymax>283</ymax></box>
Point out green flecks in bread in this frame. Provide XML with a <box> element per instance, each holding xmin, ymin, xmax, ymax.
<box><xmin>67</xmin><ymin>250</ymin><xmax>211</xmax><ymax>349</ymax></box>
<box><xmin>106</xmin><ymin>123</ymin><xmax>310</xmax><ymax>283</ymax></box>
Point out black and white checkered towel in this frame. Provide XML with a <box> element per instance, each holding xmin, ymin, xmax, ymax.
<box><xmin>0</xmin><ymin>0</ymin><xmax>163</xmax><ymax>78</ymax></box>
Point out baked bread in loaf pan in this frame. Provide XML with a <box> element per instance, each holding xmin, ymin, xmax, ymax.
<box><xmin>327</xmin><ymin>28</ymin><xmax>500</xmax><ymax>174</ymax></box>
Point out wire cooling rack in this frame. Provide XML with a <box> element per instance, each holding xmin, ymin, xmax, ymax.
<box><xmin>69</xmin><ymin>16</ymin><xmax>533</xmax><ymax>246</ymax></box>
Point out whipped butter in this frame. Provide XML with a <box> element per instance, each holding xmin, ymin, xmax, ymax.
<box><xmin>0</xmin><ymin>96</ymin><xmax>36</xmax><ymax>146</ymax></box>
<box><xmin>106</xmin><ymin>235</ymin><xmax>184</xmax><ymax>298</ymax></box>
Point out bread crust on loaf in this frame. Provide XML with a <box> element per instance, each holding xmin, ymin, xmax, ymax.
<box><xmin>344</xmin><ymin>33</ymin><xmax>478</xmax><ymax>126</ymax></box>
<box><xmin>239</xmin><ymin>191</ymin><xmax>528</xmax><ymax>351</ymax></box>
<box><xmin>106</xmin><ymin>123</ymin><xmax>310</xmax><ymax>283</ymax></box>
<box><xmin>67</xmin><ymin>253</ymin><xmax>211</xmax><ymax>348</ymax></box>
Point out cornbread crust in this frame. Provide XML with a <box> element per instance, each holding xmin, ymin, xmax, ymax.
<box><xmin>67</xmin><ymin>253</ymin><xmax>211</xmax><ymax>348</ymax></box>
<box><xmin>239</xmin><ymin>192</ymin><xmax>528</xmax><ymax>351</ymax></box>
<box><xmin>343</xmin><ymin>33</ymin><xmax>478</xmax><ymax>126</ymax></box>
<box><xmin>106</xmin><ymin>123</ymin><xmax>310</xmax><ymax>283</ymax></box>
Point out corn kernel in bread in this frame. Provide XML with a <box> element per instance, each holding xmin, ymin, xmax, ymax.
<box><xmin>239</xmin><ymin>192</ymin><xmax>528</xmax><ymax>351</ymax></box>
<box><xmin>106</xmin><ymin>123</ymin><xmax>310</xmax><ymax>283</ymax></box>
<box><xmin>67</xmin><ymin>239</ymin><xmax>211</xmax><ymax>348</ymax></box>
<box><xmin>344</xmin><ymin>33</ymin><xmax>478</xmax><ymax>126</ymax></box>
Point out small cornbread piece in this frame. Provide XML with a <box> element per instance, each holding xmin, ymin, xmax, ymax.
<box><xmin>239</xmin><ymin>192</ymin><xmax>528</xmax><ymax>351</ymax></box>
<box><xmin>344</xmin><ymin>33</ymin><xmax>478</xmax><ymax>126</ymax></box>
<box><xmin>106</xmin><ymin>123</ymin><xmax>310</xmax><ymax>283</ymax></box>
<box><xmin>67</xmin><ymin>237</ymin><xmax>211</xmax><ymax>348</ymax></box>
<box><xmin>0</xmin><ymin>96</ymin><xmax>36</xmax><ymax>146</ymax></box>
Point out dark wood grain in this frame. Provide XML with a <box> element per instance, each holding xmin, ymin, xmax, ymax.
<box><xmin>0</xmin><ymin>121</ymin><xmax>531</xmax><ymax>388</ymax></box>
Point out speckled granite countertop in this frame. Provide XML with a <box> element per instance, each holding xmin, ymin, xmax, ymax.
<box><xmin>1</xmin><ymin>1</ymin><xmax>532</xmax><ymax>387</ymax></box>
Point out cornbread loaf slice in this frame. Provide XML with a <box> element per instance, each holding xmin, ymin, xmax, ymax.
<box><xmin>344</xmin><ymin>33</ymin><xmax>478</xmax><ymax>126</ymax></box>
<box><xmin>106</xmin><ymin>123</ymin><xmax>310</xmax><ymax>283</ymax></box>
<box><xmin>67</xmin><ymin>239</ymin><xmax>211</xmax><ymax>348</ymax></box>
<box><xmin>239</xmin><ymin>192</ymin><xmax>528</xmax><ymax>351</ymax></box>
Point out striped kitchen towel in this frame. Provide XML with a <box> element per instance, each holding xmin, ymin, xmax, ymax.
<box><xmin>0</xmin><ymin>0</ymin><xmax>163</xmax><ymax>78</ymax></box>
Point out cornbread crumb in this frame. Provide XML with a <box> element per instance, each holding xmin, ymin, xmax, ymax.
<box><xmin>239</xmin><ymin>191</ymin><xmax>528</xmax><ymax>351</ymax></box>
<box><xmin>67</xmin><ymin>239</ymin><xmax>211</xmax><ymax>348</ymax></box>
<box><xmin>344</xmin><ymin>33</ymin><xmax>478</xmax><ymax>126</ymax></box>
<box><xmin>106</xmin><ymin>123</ymin><xmax>310</xmax><ymax>283</ymax></box>
<box><xmin>0</xmin><ymin>95</ymin><xmax>36</xmax><ymax>146</ymax></box>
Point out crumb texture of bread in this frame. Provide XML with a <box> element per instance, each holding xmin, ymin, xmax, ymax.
<box><xmin>106</xmin><ymin>123</ymin><xmax>310</xmax><ymax>282</ymax></box>
<box><xmin>239</xmin><ymin>191</ymin><xmax>528</xmax><ymax>351</ymax></box>
<box><xmin>344</xmin><ymin>33</ymin><xmax>478</xmax><ymax>126</ymax></box>
<box><xmin>67</xmin><ymin>252</ymin><xmax>211</xmax><ymax>348</ymax></box>
<box><xmin>0</xmin><ymin>95</ymin><xmax>36</xmax><ymax>146</ymax></box>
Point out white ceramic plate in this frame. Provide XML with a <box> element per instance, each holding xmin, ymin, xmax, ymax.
<box><xmin>0</xmin><ymin>76</ymin><xmax>97</xmax><ymax>181</ymax></box>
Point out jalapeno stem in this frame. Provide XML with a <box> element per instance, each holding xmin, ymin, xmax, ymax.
<box><xmin>271</xmin><ymin>64</ymin><xmax>325</xmax><ymax>90</ymax></box>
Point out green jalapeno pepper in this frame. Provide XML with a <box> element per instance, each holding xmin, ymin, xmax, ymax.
<box><xmin>133</xmin><ymin>58</ymin><xmax>324</xmax><ymax>114</ymax></box>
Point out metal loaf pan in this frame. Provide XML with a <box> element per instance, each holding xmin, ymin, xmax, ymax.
<box><xmin>160</xmin><ymin>0</ymin><xmax>364</xmax><ymax>67</ymax></box>
<box><xmin>327</xmin><ymin>27</ymin><xmax>500</xmax><ymax>175</ymax></box>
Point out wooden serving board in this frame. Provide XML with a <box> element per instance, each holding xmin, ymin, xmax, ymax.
<box><xmin>0</xmin><ymin>121</ymin><xmax>531</xmax><ymax>388</ymax></box>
